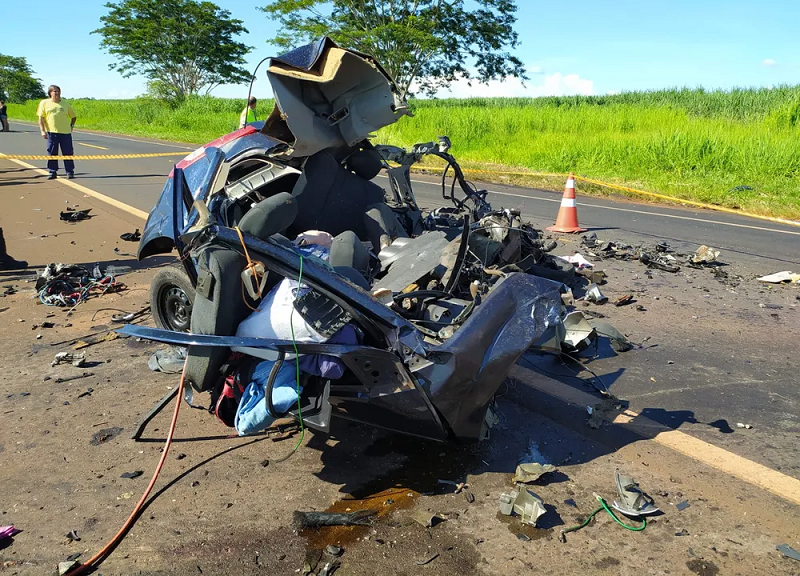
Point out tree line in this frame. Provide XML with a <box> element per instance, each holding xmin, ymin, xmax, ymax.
<box><xmin>1</xmin><ymin>0</ymin><xmax>524</xmax><ymax>103</ymax></box>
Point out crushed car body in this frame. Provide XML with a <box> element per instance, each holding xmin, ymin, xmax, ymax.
<box><xmin>127</xmin><ymin>37</ymin><xmax>573</xmax><ymax>442</ymax></box>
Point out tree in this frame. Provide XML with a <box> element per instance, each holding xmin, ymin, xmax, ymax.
<box><xmin>94</xmin><ymin>0</ymin><xmax>252</xmax><ymax>101</ymax></box>
<box><xmin>0</xmin><ymin>54</ymin><xmax>46</xmax><ymax>103</ymax></box>
<box><xmin>260</xmin><ymin>0</ymin><xmax>527</xmax><ymax>97</ymax></box>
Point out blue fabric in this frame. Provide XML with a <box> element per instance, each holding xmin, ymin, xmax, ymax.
<box><xmin>234</xmin><ymin>360</ymin><xmax>300</xmax><ymax>436</ymax></box>
<box><xmin>46</xmin><ymin>132</ymin><xmax>74</xmax><ymax>174</ymax></box>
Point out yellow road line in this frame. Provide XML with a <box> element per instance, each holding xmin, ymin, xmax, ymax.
<box><xmin>509</xmin><ymin>366</ymin><xmax>800</xmax><ymax>507</ymax></box>
<box><xmin>0</xmin><ymin>151</ymin><xmax>186</xmax><ymax>160</ymax></box>
<box><xmin>78</xmin><ymin>142</ymin><xmax>109</xmax><ymax>150</ymax></box>
<box><xmin>5</xmin><ymin>158</ymin><xmax>149</xmax><ymax>221</ymax></box>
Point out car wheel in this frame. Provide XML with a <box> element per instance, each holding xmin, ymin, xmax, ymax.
<box><xmin>150</xmin><ymin>265</ymin><xmax>194</xmax><ymax>332</ymax></box>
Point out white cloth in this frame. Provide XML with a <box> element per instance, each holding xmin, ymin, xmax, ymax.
<box><xmin>556</xmin><ymin>253</ymin><xmax>594</xmax><ymax>269</ymax></box>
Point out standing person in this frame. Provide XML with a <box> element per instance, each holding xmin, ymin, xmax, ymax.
<box><xmin>0</xmin><ymin>100</ymin><xmax>9</xmax><ymax>132</ymax></box>
<box><xmin>239</xmin><ymin>96</ymin><xmax>257</xmax><ymax>128</ymax></box>
<box><xmin>36</xmin><ymin>85</ymin><xmax>77</xmax><ymax>179</ymax></box>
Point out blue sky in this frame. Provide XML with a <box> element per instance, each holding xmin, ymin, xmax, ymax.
<box><xmin>2</xmin><ymin>0</ymin><xmax>797</xmax><ymax>100</ymax></box>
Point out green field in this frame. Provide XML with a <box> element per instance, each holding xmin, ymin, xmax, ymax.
<box><xmin>9</xmin><ymin>86</ymin><xmax>800</xmax><ymax>220</ymax></box>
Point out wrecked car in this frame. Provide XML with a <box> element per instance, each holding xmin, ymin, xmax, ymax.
<box><xmin>124</xmin><ymin>37</ymin><xmax>569</xmax><ymax>441</ymax></box>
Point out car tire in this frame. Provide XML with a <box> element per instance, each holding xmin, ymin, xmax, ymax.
<box><xmin>150</xmin><ymin>265</ymin><xmax>195</xmax><ymax>332</ymax></box>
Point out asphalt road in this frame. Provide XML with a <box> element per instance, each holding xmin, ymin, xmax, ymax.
<box><xmin>3</xmin><ymin>120</ymin><xmax>799</xmax><ymax>269</ymax></box>
<box><xmin>3</xmin><ymin>121</ymin><xmax>799</xmax><ymax>484</ymax></box>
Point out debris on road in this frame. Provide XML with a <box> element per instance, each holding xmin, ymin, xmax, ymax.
<box><xmin>120</xmin><ymin>470</ymin><xmax>144</xmax><ymax>479</ymax></box>
<box><xmin>51</xmin><ymin>352</ymin><xmax>86</xmax><ymax>367</ymax></box>
<box><xmin>66</xmin><ymin>530</ymin><xmax>80</xmax><ymax>542</ymax></box>
<box><xmin>119</xmin><ymin>229</ymin><xmax>141</xmax><ymax>242</ymax></box>
<box><xmin>498</xmin><ymin>486</ymin><xmax>546</xmax><ymax>526</ymax></box>
<box><xmin>512</xmin><ymin>463</ymin><xmax>557</xmax><ymax>484</ymax></box>
<box><xmin>587</xmin><ymin>395</ymin><xmax>626</xmax><ymax>428</ymax></box>
<box><xmin>585</xmin><ymin>283</ymin><xmax>608</xmax><ymax>304</ymax></box>
<box><xmin>414</xmin><ymin>552</ymin><xmax>439</xmax><ymax>566</ymax></box>
<box><xmin>412</xmin><ymin>510</ymin><xmax>447</xmax><ymax>528</ymax></box>
<box><xmin>59</xmin><ymin>208</ymin><xmax>92</xmax><ymax>222</ymax></box>
<box><xmin>675</xmin><ymin>500</ymin><xmax>691</xmax><ymax>511</ymax></box>
<box><xmin>54</xmin><ymin>371</ymin><xmax>94</xmax><ymax>384</ymax></box>
<box><xmin>561</xmin><ymin>311</ymin><xmax>596</xmax><ymax>351</ymax></box>
<box><xmin>37</xmin><ymin>263</ymin><xmax>124</xmax><ymax>308</ymax></box>
<box><xmin>736</xmin><ymin>422</ymin><xmax>753</xmax><ymax>429</ymax></box>
<box><xmin>587</xmin><ymin>320</ymin><xmax>633</xmax><ymax>352</ymax></box>
<box><xmin>691</xmin><ymin>245</ymin><xmax>721</xmax><ymax>265</ymax></box>
<box><xmin>613</xmin><ymin>471</ymin><xmax>659</xmax><ymax>516</ymax></box>
<box><xmin>148</xmin><ymin>347</ymin><xmax>187</xmax><ymax>374</ymax></box>
<box><xmin>614</xmin><ymin>294</ymin><xmax>634</xmax><ymax>307</ymax></box>
<box><xmin>90</xmin><ymin>427</ymin><xmax>123</xmax><ymax>446</ymax></box>
<box><xmin>0</xmin><ymin>525</ymin><xmax>20</xmax><ymax>540</ymax></box>
<box><xmin>557</xmin><ymin>253</ymin><xmax>594</xmax><ymax>269</ymax></box>
<box><xmin>325</xmin><ymin>545</ymin><xmax>343</xmax><ymax>557</ymax></box>
<box><xmin>291</xmin><ymin>510</ymin><xmax>374</xmax><ymax>530</ymax></box>
<box><xmin>58</xmin><ymin>559</ymin><xmax>80</xmax><ymax>576</ymax></box>
<box><xmin>757</xmin><ymin>271</ymin><xmax>800</xmax><ymax>284</ymax></box>
<box><xmin>776</xmin><ymin>544</ymin><xmax>800</xmax><ymax>562</ymax></box>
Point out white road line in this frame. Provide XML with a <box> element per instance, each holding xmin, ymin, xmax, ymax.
<box><xmin>380</xmin><ymin>174</ymin><xmax>800</xmax><ymax>237</ymax></box>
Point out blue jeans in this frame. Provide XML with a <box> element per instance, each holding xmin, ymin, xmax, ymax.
<box><xmin>46</xmin><ymin>132</ymin><xmax>74</xmax><ymax>174</ymax></box>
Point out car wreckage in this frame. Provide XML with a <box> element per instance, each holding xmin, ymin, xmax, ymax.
<box><xmin>122</xmin><ymin>37</ymin><xmax>582</xmax><ymax>442</ymax></box>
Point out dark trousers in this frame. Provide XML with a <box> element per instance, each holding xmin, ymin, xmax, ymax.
<box><xmin>46</xmin><ymin>132</ymin><xmax>75</xmax><ymax>174</ymax></box>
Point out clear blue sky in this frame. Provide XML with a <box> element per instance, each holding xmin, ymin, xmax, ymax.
<box><xmin>2</xmin><ymin>0</ymin><xmax>797</xmax><ymax>100</ymax></box>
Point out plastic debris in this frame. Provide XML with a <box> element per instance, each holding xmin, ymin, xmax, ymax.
<box><xmin>513</xmin><ymin>463</ymin><xmax>557</xmax><ymax>484</ymax></box>
<box><xmin>776</xmin><ymin>544</ymin><xmax>800</xmax><ymax>562</ymax></box>
<box><xmin>557</xmin><ymin>253</ymin><xmax>594</xmax><ymax>269</ymax></box>
<box><xmin>0</xmin><ymin>525</ymin><xmax>20</xmax><ymax>540</ymax></box>
<box><xmin>498</xmin><ymin>486</ymin><xmax>546</xmax><ymax>526</ymax></box>
<box><xmin>675</xmin><ymin>500</ymin><xmax>690</xmax><ymax>511</ymax></box>
<box><xmin>757</xmin><ymin>271</ymin><xmax>800</xmax><ymax>284</ymax></box>
<box><xmin>119</xmin><ymin>229</ymin><xmax>141</xmax><ymax>242</ymax></box>
<box><xmin>735</xmin><ymin>422</ymin><xmax>753</xmax><ymax>429</ymax></box>
<box><xmin>612</xmin><ymin>471</ymin><xmax>659</xmax><ymax>516</ymax></box>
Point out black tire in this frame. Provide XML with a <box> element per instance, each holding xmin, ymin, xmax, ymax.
<box><xmin>150</xmin><ymin>265</ymin><xmax>195</xmax><ymax>332</ymax></box>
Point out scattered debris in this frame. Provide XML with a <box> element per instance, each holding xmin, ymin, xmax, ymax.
<box><xmin>414</xmin><ymin>552</ymin><xmax>439</xmax><ymax>566</ymax></box>
<box><xmin>614</xmin><ymin>294</ymin><xmax>634</xmax><ymax>307</ymax></box>
<box><xmin>58</xmin><ymin>560</ymin><xmax>80</xmax><ymax>576</ymax></box>
<box><xmin>119</xmin><ymin>229</ymin><xmax>141</xmax><ymax>242</ymax></box>
<box><xmin>558</xmin><ymin>253</ymin><xmax>594</xmax><ymax>269</ymax></box>
<box><xmin>51</xmin><ymin>352</ymin><xmax>86</xmax><ymax>367</ymax></box>
<box><xmin>512</xmin><ymin>463</ymin><xmax>557</xmax><ymax>484</ymax></box>
<box><xmin>37</xmin><ymin>263</ymin><xmax>124</xmax><ymax>309</ymax></box>
<box><xmin>318</xmin><ymin>560</ymin><xmax>341</xmax><ymax>575</ymax></box>
<box><xmin>66</xmin><ymin>530</ymin><xmax>80</xmax><ymax>542</ymax></box>
<box><xmin>561</xmin><ymin>311</ymin><xmax>596</xmax><ymax>352</ymax></box>
<box><xmin>613</xmin><ymin>472</ymin><xmax>659</xmax><ymax>516</ymax></box>
<box><xmin>90</xmin><ymin>426</ymin><xmax>124</xmax><ymax>446</ymax></box>
<box><xmin>675</xmin><ymin>500</ymin><xmax>690</xmax><ymax>511</ymax></box>
<box><xmin>564</xmin><ymin>498</ymin><xmax>578</xmax><ymax>508</ymax></box>
<box><xmin>0</xmin><ymin>525</ymin><xmax>20</xmax><ymax>540</ymax></box>
<box><xmin>691</xmin><ymin>245</ymin><xmax>720</xmax><ymax>265</ymax></box>
<box><xmin>148</xmin><ymin>347</ymin><xmax>188</xmax><ymax>374</ymax></box>
<box><xmin>464</xmin><ymin>491</ymin><xmax>475</xmax><ymax>503</ymax></box>
<box><xmin>588</xmin><ymin>320</ymin><xmax>633</xmax><ymax>352</ymax></box>
<box><xmin>412</xmin><ymin>510</ymin><xmax>447</xmax><ymax>528</ymax></box>
<box><xmin>587</xmin><ymin>395</ymin><xmax>626</xmax><ymax>428</ymax></box>
<box><xmin>735</xmin><ymin>422</ymin><xmax>753</xmax><ymax>429</ymax></box>
<box><xmin>76</xmin><ymin>388</ymin><xmax>93</xmax><ymax>399</ymax></box>
<box><xmin>291</xmin><ymin>510</ymin><xmax>374</xmax><ymax>530</ymax></box>
<box><xmin>498</xmin><ymin>486</ymin><xmax>546</xmax><ymax>526</ymax></box>
<box><xmin>585</xmin><ymin>283</ymin><xmax>608</xmax><ymax>304</ymax></box>
<box><xmin>675</xmin><ymin>528</ymin><xmax>690</xmax><ymax>536</ymax></box>
<box><xmin>437</xmin><ymin>479</ymin><xmax>468</xmax><ymax>493</ymax></box>
<box><xmin>757</xmin><ymin>271</ymin><xmax>800</xmax><ymax>284</ymax></box>
<box><xmin>776</xmin><ymin>544</ymin><xmax>800</xmax><ymax>562</ymax></box>
<box><xmin>54</xmin><ymin>372</ymin><xmax>94</xmax><ymax>384</ymax></box>
<box><xmin>74</xmin><ymin>332</ymin><xmax>119</xmax><ymax>350</ymax></box>
<box><xmin>325</xmin><ymin>545</ymin><xmax>343</xmax><ymax>557</ymax></box>
<box><xmin>60</xmin><ymin>208</ymin><xmax>93</xmax><ymax>222</ymax></box>
<box><xmin>121</xmin><ymin>470</ymin><xmax>144</xmax><ymax>479</ymax></box>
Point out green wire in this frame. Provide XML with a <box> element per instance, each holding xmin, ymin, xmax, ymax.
<box><xmin>287</xmin><ymin>255</ymin><xmax>305</xmax><ymax>453</ymax></box>
<box><xmin>561</xmin><ymin>495</ymin><xmax>646</xmax><ymax>538</ymax></box>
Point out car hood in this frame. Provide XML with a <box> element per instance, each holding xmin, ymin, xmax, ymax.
<box><xmin>263</xmin><ymin>36</ymin><xmax>410</xmax><ymax>157</ymax></box>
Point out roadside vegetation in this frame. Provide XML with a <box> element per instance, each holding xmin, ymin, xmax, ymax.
<box><xmin>8</xmin><ymin>86</ymin><xmax>800</xmax><ymax>220</ymax></box>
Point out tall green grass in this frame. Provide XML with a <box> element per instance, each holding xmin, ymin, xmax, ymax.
<box><xmin>9</xmin><ymin>87</ymin><xmax>800</xmax><ymax>219</ymax></box>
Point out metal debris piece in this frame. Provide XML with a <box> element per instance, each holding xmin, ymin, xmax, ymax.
<box><xmin>613</xmin><ymin>471</ymin><xmax>659</xmax><ymax>516</ymax></box>
<box><xmin>498</xmin><ymin>487</ymin><xmax>546</xmax><ymax>526</ymax></box>
<box><xmin>66</xmin><ymin>530</ymin><xmax>80</xmax><ymax>542</ymax></box>
<box><xmin>292</xmin><ymin>510</ymin><xmax>374</xmax><ymax>530</ymax></box>
<box><xmin>325</xmin><ymin>545</ymin><xmax>343</xmax><ymax>557</ymax></box>
<box><xmin>675</xmin><ymin>500</ymin><xmax>690</xmax><ymax>511</ymax></box>
<box><xmin>512</xmin><ymin>463</ymin><xmax>557</xmax><ymax>484</ymax></box>
<box><xmin>691</xmin><ymin>245</ymin><xmax>720</xmax><ymax>265</ymax></box>
<box><xmin>121</xmin><ymin>470</ymin><xmax>144</xmax><ymax>479</ymax></box>
<box><xmin>52</xmin><ymin>352</ymin><xmax>86</xmax><ymax>367</ymax></box>
<box><xmin>58</xmin><ymin>560</ymin><xmax>80</xmax><ymax>575</ymax></box>
<box><xmin>561</xmin><ymin>311</ymin><xmax>596</xmax><ymax>352</ymax></box>
<box><xmin>614</xmin><ymin>294</ymin><xmax>634</xmax><ymax>307</ymax></box>
<box><xmin>318</xmin><ymin>560</ymin><xmax>341</xmax><ymax>576</ymax></box>
<box><xmin>587</xmin><ymin>320</ymin><xmax>633</xmax><ymax>352</ymax></box>
<box><xmin>585</xmin><ymin>283</ymin><xmax>608</xmax><ymax>304</ymax></box>
<box><xmin>412</xmin><ymin>510</ymin><xmax>446</xmax><ymax>528</ymax></box>
<box><xmin>776</xmin><ymin>544</ymin><xmax>800</xmax><ymax>562</ymax></box>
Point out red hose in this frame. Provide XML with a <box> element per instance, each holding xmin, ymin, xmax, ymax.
<box><xmin>66</xmin><ymin>360</ymin><xmax>187</xmax><ymax>575</ymax></box>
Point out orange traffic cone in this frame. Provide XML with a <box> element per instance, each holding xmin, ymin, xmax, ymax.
<box><xmin>547</xmin><ymin>173</ymin><xmax>586</xmax><ymax>233</ymax></box>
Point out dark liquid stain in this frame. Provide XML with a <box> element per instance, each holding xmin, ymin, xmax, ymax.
<box><xmin>301</xmin><ymin>434</ymin><xmax>483</xmax><ymax>550</ymax></box>
<box><xmin>495</xmin><ymin>511</ymin><xmax>552</xmax><ymax>541</ymax></box>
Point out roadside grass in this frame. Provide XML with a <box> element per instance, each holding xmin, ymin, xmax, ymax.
<box><xmin>9</xmin><ymin>86</ymin><xmax>800</xmax><ymax>220</ymax></box>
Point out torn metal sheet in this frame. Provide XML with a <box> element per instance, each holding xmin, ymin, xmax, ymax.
<box><xmin>498</xmin><ymin>487</ymin><xmax>546</xmax><ymax>526</ymax></box>
<box><xmin>561</xmin><ymin>311</ymin><xmax>596</xmax><ymax>352</ymax></box>
<box><xmin>612</xmin><ymin>471</ymin><xmax>659</xmax><ymax>516</ymax></box>
<box><xmin>513</xmin><ymin>463</ymin><xmax>557</xmax><ymax>484</ymax></box>
<box><xmin>373</xmin><ymin>232</ymin><xmax>450</xmax><ymax>291</ymax></box>
<box><xmin>776</xmin><ymin>544</ymin><xmax>800</xmax><ymax>562</ymax></box>
<box><xmin>585</xmin><ymin>283</ymin><xmax>608</xmax><ymax>304</ymax></box>
<box><xmin>588</xmin><ymin>319</ymin><xmax>633</xmax><ymax>352</ymax></box>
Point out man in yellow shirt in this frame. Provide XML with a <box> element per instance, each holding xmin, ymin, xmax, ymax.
<box><xmin>239</xmin><ymin>96</ymin><xmax>257</xmax><ymax>128</ymax></box>
<box><xmin>36</xmin><ymin>85</ymin><xmax>77</xmax><ymax>179</ymax></box>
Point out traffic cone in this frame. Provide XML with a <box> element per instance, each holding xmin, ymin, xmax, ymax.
<box><xmin>546</xmin><ymin>173</ymin><xmax>586</xmax><ymax>233</ymax></box>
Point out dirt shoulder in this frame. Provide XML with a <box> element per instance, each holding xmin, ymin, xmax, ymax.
<box><xmin>1</xmin><ymin>163</ymin><xmax>798</xmax><ymax>575</ymax></box>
